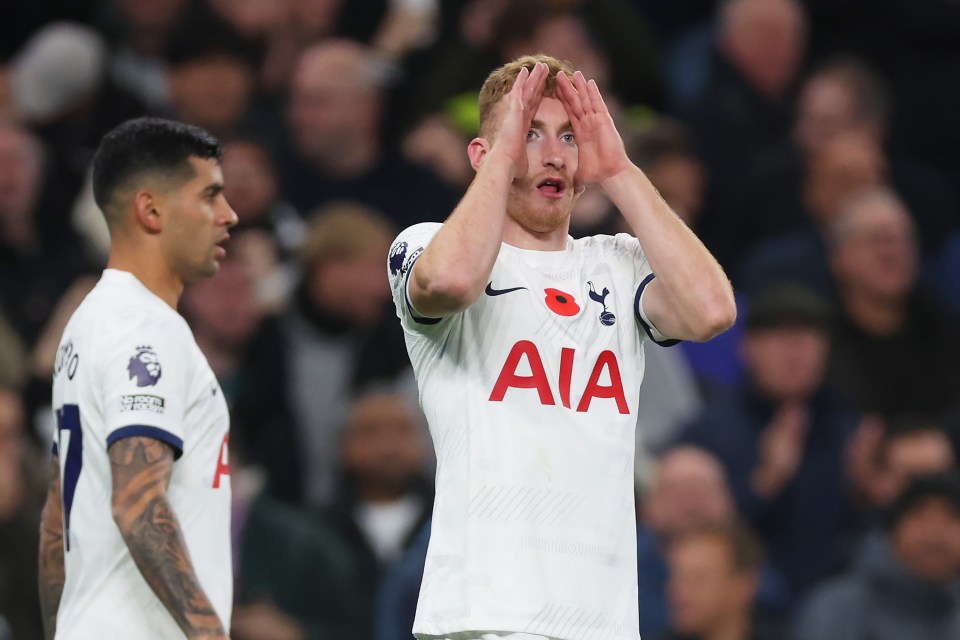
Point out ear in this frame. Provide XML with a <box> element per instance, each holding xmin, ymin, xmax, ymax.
<box><xmin>467</xmin><ymin>137</ymin><xmax>490</xmax><ymax>172</ymax></box>
<box><xmin>133</xmin><ymin>190</ymin><xmax>163</xmax><ymax>234</ymax></box>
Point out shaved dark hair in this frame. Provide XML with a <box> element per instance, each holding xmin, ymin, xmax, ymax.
<box><xmin>92</xmin><ymin>117</ymin><xmax>222</xmax><ymax>226</ymax></box>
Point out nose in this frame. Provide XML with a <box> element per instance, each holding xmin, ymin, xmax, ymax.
<box><xmin>221</xmin><ymin>199</ymin><xmax>239</xmax><ymax>228</ymax></box>
<box><xmin>542</xmin><ymin>137</ymin><xmax>565</xmax><ymax>170</ymax></box>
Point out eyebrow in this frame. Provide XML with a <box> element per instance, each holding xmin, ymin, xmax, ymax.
<box><xmin>203</xmin><ymin>182</ymin><xmax>225</xmax><ymax>197</ymax></box>
<box><xmin>531</xmin><ymin>118</ymin><xmax>574</xmax><ymax>132</ymax></box>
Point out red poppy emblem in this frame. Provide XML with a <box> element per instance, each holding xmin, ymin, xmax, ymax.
<box><xmin>544</xmin><ymin>288</ymin><xmax>580</xmax><ymax>316</ymax></box>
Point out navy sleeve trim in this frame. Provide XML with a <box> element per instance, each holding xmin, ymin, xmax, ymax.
<box><xmin>635</xmin><ymin>274</ymin><xmax>681</xmax><ymax>347</ymax></box>
<box><xmin>51</xmin><ymin>441</ymin><xmax>58</xmax><ymax>456</ymax></box>
<box><xmin>106</xmin><ymin>425</ymin><xmax>184</xmax><ymax>460</ymax></box>
<box><xmin>404</xmin><ymin>254</ymin><xmax>442</xmax><ymax>326</ymax></box>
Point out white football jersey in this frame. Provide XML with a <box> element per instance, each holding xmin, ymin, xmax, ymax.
<box><xmin>51</xmin><ymin>269</ymin><xmax>232</xmax><ymax>639</ymax></box>
<box><xmin>389</xmin><ymin>223</ymin><xmax>674</xmax><ymax>640</ymax></box>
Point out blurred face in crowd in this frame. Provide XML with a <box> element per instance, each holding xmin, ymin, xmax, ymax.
<box><xmin>112</xmin><ymin>0</ymin><xmax>188</xmax><ymax>33</ymax></box>
<box><xmin>307</xmin><ymin>245</ymin><xmax>391</xmax><ymax>327</ymax></box>
<box><xmin>168</xmin><ymin>55</ymin><xmax>255</xmax><ymax>136</ymax></box>
<box><xmin>795</xmin><ymin>74</ymin><xmax>874</xmax><ymax>155</ymax></box>
<box><xmin>341</xmin><ymin>393</ymin><xmax>427</xmax><ymax>496</ymax></box>
<box><xmin>208</xmin><ymin>0</ymin><xmax>287</xmax><ymax>38</ymax></box>
<box><xmin>0</xmin><ymin>388</ymin><xmax>26</xmax><ymax>519</ymax></box>
<box><xmin>519</xmin><ymin>14</ymin><xmax>609</xmax><ymax>90</ymax></box>
<box><xmin>222</xmin><ymin>141</ymin><xmax>278</xmax><ymax>224</ymax></box>
<box><xmin>288</xmin><ymin>0</ymin><xmax>344</xmax><ymax>38</ymax></box>
<box><xmin>645</xmin><ymin>447</ymin><xmax>735</xmax><ymax>537</ymax></box>
<box><xmin>668</xmin><ymin>534</ymin><xmax>757</xmax><ymax>636</ymax></box>
<box><xmin>892</xmin><ymin>498</ymin><xmax>960</xmax><ymax>584</ymax></box>
<box><xmin>804</xmin><ymin>132</ymin><xmax>886</xmax><ymax>227</ymax></box>
<box><xmin>869</xmin><ymin>430</ymin><xmax>956</xmax><ymax>508</ymax></box>
<box><xmin>743</xmin><ymin>324</ymin><xmax>829</xmax><ymax>403</ymax></box>
<box><xmin>720</xmin><ymin>0</ymin><xmax>806</xmax><ymax>98</ymax></box>
<box><xmin>830</xmin><ymin>194</ymin><xmax>917</xmax><ymax>305</ymax></box>
<box><xmin>182</xmin><ymin>256</ymin><xmax>262</xmax><ymax>349</ymax></box>
<box><xmin>288</xmin><ymin>42</ymin><xmax>382</xmax><ymax>163</ymax></box>
<box><xmin>646</xmin><ymin>153</ymin><xmax>705</xmax><ymax>227</ymax></box>
<box><xmin>0</xmin><ymin>124</ymin><xmax>43</xmax><ymax>231</ymax></box>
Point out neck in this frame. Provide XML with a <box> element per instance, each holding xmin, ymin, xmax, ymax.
<box><xmin>502</xmin><ymin>215</ymin><xmax>570</xmax><ymax>251</ymax></box>
<box><xmin>705</xmin><ymin>610</ymin><xmax>752</xmax><ymax>640</ymax></box>
<box><xmin>107</xmin><ymin>241</ymin><xmax>182</xmax><ymax>309</ymax></box>
<box><xmin>842</xmin><ymin>289</ymin><xmax>906</xmax><ymax>336</ymax></box>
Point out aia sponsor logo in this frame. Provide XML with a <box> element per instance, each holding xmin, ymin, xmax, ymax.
<box><xmin>489</xmin><ymin>340</ymin><xmax>628</xmax><ymax>414</ymax></box>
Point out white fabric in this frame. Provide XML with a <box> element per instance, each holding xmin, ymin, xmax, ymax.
<box><xmin>356</xmin><ymin>494</ymin><xmax>424</xmax><ymax>563</ymax></box>
<box><xmin>52</xmin><ymin>269</ymin><xmax>232</xmax><ymax>638</ymax></box>
<box><xmin>390</xmin><ymin>223</ymin><xmax>660</xmax><ymax>640</ymax></box>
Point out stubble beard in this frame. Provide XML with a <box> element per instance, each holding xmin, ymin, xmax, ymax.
<box><xmin>507</xmin><ymin>183</ymin><xmax>573</xmax><ymax>235</ymax></box>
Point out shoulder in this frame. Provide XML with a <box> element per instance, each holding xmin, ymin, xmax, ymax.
<box><xmin>388</xmin><ymin>223</ymin><xmax>444</xmax><ymax>278</ymax></box>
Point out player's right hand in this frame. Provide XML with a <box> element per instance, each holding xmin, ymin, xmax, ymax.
<box><xmin>488</xmin><ymin>61</ymin><xmax>549</xmax><ymax>179</ymax></box>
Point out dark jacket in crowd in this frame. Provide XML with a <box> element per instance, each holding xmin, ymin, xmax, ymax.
<box><xmin>674</xmin><ymin>385</ymin><xmax>860</xmax><ymax>603</ymax></box>
<box><xmin>794</xmin><ymin>532</ymin><xmax>960</xmax><ymax>640</ymax></box>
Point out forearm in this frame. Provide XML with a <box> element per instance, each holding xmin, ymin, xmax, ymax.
<box><xmin>411</xmin><ymin>152</ymin><xmax>514</xmax><ymax>315</ymax></box>
<box><xmin>116</xmin><ymin>493</ymin><xmax>226</xmax><ymax>638</ymax></box>
<box><xmin>603</xmin><ymin>165</ymin><xmax>735</xmax><ymax>339</ymax></box>
<box><xmin>38</xmin><ymin>457</ymin><xmax>64</xmax><ymax>640</ymax></box>
<box><xmin>110</xmin><ymin>437</ymin><xmax>225</xmax><ymax>639</ymax></box>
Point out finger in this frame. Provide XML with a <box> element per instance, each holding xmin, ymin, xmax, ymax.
<box><xmin>525</xmin><ymin>62</ymin><xmax>548</xmax><ymax>114</ymax></box>
<box><xmin>572</xmin><ymin>71</ymin><xmax>594</xmax><ymax>113</ymax></box>
<box><xmin>556</xmin><ymin>71</ymin><xmax>584</xmax><ymax>119</ymax></box>
<box><xmin>510</xmin><ymin>65</ymin><xmax>530</xmax><ymax>102</ymax></box>
<box><xmin>586</xmin><ymin>78</ymin><xmax>610</xmax><ymax>116</ymax></box>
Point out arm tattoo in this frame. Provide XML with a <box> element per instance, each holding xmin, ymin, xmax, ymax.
<box><xmin>109</xmin><ymin>437</ymin><xmax>226</xmax><ymax>638</ymax></box>
<box><xmin>39</xmin><ymin>454</ymin><xmax>65</xmax><ymax>640</ymax></box>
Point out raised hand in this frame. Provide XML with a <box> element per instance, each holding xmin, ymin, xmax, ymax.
<box><xmin>556</xmin><ymin>71</ymin><xmax>632</xmax><ymax>189</ymax></box>
<box><xmin>488</xmin><ymin>61</ymin><xmax>549</xmax><ymax>179</ymax></box>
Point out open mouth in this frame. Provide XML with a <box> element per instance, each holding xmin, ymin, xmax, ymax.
<box><xmin>537</xmin><ymin>177</ymin><xmax>567</xmax><ymax>198</ymax></box>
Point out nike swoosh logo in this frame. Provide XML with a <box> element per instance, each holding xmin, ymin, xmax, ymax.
<box><xmin>485</xmin><ymin>282</ymin><xmax>527</xmax><ymax>296</ymax></box>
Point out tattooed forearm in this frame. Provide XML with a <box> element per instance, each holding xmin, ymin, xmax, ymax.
<box><xmin>39</xmin><ymin>454</ymin><xmax>65</xmax><ymax>640</ymax></box>
<box><xmin>109</xmin><ymin>437</ymin><xmax>226</xmax><ymax>639</ymax></box>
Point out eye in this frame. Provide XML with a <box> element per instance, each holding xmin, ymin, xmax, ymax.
<box><xmin>562</xmin><ymin>133</ymin><xmax>575</xmax><ymax>144</ymax></box>
<box><xmin>526</xmin><ymin>130</ymin><xmax>537</xmax><ymax>140</ymax></box>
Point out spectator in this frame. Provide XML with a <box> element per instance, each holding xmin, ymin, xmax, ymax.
<box><xmin>375</xmin><ymin>520</ymin><xmax>431</xmax><ymax>640</ymax></box>
<box><xmin>0</xmin><ymin>121</ymin><xmax>96</xmax><ymax>348</ymax></box>
<box><xmin>164</xmin><ymin>12</ymin><xmax>268</xmax><ymax>141</ymax></box>
<box><xmin>848</xmin><ymin>417</ymin><xmax>957</xmax><ymax>529</ymax></box>
<box><xmin>794</xmin><ymin>473</ymin><xmax>960</xmax><ymax>640</ymax></box>
<box><xmin>687</xmin><ymin>0</ymin><xmax>807</xmax><ymax>257</ymax></box>
<box><xmin>664</xmin><ymin>522</ymin><xmax>791</xmax><ymax>640</ymax></box>
<box><xmin>281</xmin><ymin>39</ymin><xmax>456</xmax><ymax>229</ymax></box>
<box><xmin>324</xmin><ymin>391</ymin><xmax>433</xmax><ymax>634</ymax></box>
<box><xmin>727</xmin><ymin>57</ymin><xmax>956</xmax><ymax>268</ymax></box>
<box><xmin>101</xmin><ymin>0</ymin><xmax>191</xmax><ymax>110</ymax></box>
<box><xmin>639</xmin><ymin>446</ymin><xmax>787</xmax><ymax>637</ymax></box>
<box><xmin>0</xmin><ymin>387</ymin><xmax>45</xmax><ymax>640</ymax></box>
<box><xmin>220</xmin><ymin>137</ymin><xmax>304</xmax><ymax>310</ymax></box>
<box><xmin>674</xmin><ymin>283</ymin><xmax>861</xmax><ymax>604</ymax></box>
<box><xmin>260</xmin><ymin>202</ymin><xmax>412</xmax><ymax>508</ymax></box>
<box><xmin>826</xmin><ymin>187</ymin><xmax>960</xmax><ymax>422</ymax></box>
<box><xmin>736</xmin><ymin>131</ymin><xmax>886</xmax><ymax>297</ymax></box>
<box><xmin>230</xmin><ymin>444</ymin><xmax>368</xmax><ymax>640</ymax></box>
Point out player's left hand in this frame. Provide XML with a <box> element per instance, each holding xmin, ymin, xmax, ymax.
<box><xmin>556</xmin><ymin>70</ymin><xmax>633</xmax><ymax>189</ymax></box>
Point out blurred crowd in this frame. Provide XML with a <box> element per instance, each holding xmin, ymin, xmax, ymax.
<box><xmin>1</xmin><ymin>0</ymin><xmax>959</xmax><ymax>639</ymax></box>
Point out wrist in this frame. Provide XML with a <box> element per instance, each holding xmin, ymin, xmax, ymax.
<box><xmin>598</xmin><ymin>162</ymin><xmax>641</xmax><ymax>196</ymax></box>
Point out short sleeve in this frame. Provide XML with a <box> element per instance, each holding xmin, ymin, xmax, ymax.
<box><xmin>99</xmin><ymin>313</ymin><xmax>190</xmax><ymax>458</ymax></box>
<box><xmin>387</xmin><ymin>222</ymin><xmax>446</xmax><ymax>332</ymax></box>
<box><xmin>614</xmin><ymin>233</ymin><xmax>680</xmax><ymax>347</ymax></box>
